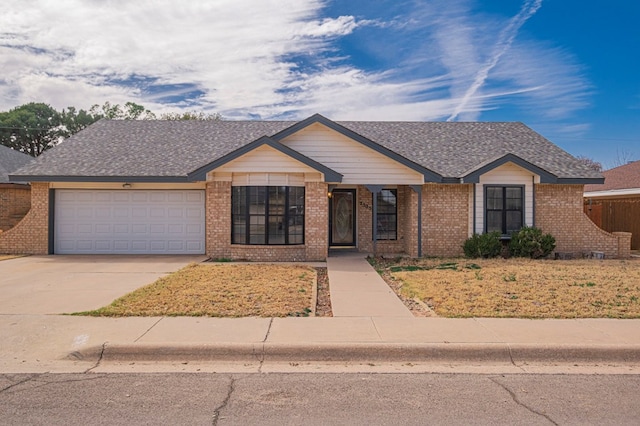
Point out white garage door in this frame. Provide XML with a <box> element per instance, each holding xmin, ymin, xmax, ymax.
<box><xmin>55</xmin><ymin>190</ymin><xmax>205</xmax><ymax>254</ymax></box>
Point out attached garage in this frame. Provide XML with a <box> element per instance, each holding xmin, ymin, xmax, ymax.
<box><xmin>54</xmin><ymin>189</ymin><xmax>205</xmax><ymax>254</ymax></box>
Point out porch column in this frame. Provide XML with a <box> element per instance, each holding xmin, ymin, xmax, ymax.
<box><xmin>365</xmin><ymin>185</ymin><xmax>383</xmax><ymax>256</ymax></box>
<box><xmin>410</xmin><ymin>185</ymin><xmax>423</xmax><ymax>258</ymax></box>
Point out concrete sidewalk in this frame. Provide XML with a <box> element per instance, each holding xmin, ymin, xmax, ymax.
<box><xmin>2</xmin><ymin>314</ymin><xmax>640</xmax><ymax>373</ymax></box>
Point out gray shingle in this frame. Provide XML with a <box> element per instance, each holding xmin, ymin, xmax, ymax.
<box><xmin>11</xmin><ymin>118</ymin><xmax>602</xmax><ymax>181</ymax></box>
<box><xmin>0</xmin><ymin>145</ymin><xmax>34</xmax><ymax>183</ymax></box>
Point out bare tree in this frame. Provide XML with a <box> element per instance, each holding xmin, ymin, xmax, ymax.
<box><xmin>576</xmin><ymin>155</ymin><xmax>603</xmax><ymax>172</ymax></box>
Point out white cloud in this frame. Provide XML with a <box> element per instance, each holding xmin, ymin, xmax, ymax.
<box><xmin>0</xmin><ymin>0</ymin><xmax>591</xmax><ymax>127</ymax></box>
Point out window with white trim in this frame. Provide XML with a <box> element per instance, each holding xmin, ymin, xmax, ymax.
<box><xmin>485</xmin><ymin>186</ymin><xmax>523</xmax><ymax>235</ymax></box>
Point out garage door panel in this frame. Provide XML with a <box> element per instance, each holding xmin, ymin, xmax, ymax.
<box><xmin>113</xmin><ymin>192</ymin><xmax>130</xmax><ymax>202</ymax></box>
<box><xmin>95</xmin><ymin>224</ymin><xmax>111</xmax><ymax>233</ymax></box>
<box><xmin>95</xmin><ymin>240</ymin><xmax>112</xmax><ymax>250</ymax></box>
<box><xmin>55</xmin><ymin>190</ymin><xmax>205</xmax><ymax>254</ymax></box>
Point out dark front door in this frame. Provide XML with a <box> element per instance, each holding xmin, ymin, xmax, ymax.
<box><xmin>330</xmin><ymin>189</ymin><xmax>356</xmax><ymax>246</ymax></box>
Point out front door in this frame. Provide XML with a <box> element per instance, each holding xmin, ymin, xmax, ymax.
<box><xmin>330</xmin><ymin>189</ymin><xmax>356</xmax><ymax>246</ymax></box>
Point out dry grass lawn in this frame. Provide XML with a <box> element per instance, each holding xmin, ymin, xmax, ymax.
<box><xmin>79</xmin><ymin>263</ymin><xmax>316</xmax><ymax>317</ymax></box>
<box><xmin>376</xmin><ymin>257</ymin><xmax>640</xmax><ymax>318</ymax></box>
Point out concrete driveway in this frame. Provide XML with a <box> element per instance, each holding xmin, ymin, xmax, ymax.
<box><xmin>0</xmin><ymin>255</ymin><xmax>205</xmax><ymax>314</ymax></box>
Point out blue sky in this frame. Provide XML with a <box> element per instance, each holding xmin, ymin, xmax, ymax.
<box><xmin>1</xmin><ymin>0</ymin><xmax>638</xmax><ymax>168</ymax></box>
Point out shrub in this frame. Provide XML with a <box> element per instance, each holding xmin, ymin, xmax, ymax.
<box><xmin>509</xmin><ymin>227</ymin><xmax>556</xmax><ymax>259</ymax></box>
<box><xmin>463</xmin><ymin>232</ymin><xmax>502</xmax><ymax>258</ymax></box>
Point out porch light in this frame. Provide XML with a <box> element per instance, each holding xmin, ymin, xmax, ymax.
<box><xmin>122</xmin><ymin>183</ymin><xmax>132</xmax><ymax>189</ymax></box>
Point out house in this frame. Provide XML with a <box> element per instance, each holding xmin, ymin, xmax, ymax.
<box><xmin>3</xmin><ymin>114</ymin><xmax>632</xmax><ymax>259</ymax></box>
<box><xmin>584</xmin><ymin>160</ymin><xmax>640</xmax><ymax>250</ymax></box>
<box><xmin>0</xmin><ymin>145</ymin><xmax>33</xmax><ymax>232</ymax></box>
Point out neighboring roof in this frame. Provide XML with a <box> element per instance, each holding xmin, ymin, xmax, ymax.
<box><xmin>10</xmin><ymin>114</ymin><xmax>603</xmax><ymax>183</ymax></box>
<box><xmin>0</xmin><ymin>145</ymin><xmax>34</xmax><ymax>183</ymax></box>
<box><xmin>584</xmin><ymin>160</ymin><xmax>640</xmax><ymax>194</ymax></box>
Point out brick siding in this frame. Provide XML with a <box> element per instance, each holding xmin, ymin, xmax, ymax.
<box><xmin>423</xmin><ymin>183</ymin><xmax>471</xmax><ymax>257</ymax></box>
<box><xmin>0</xmin><ymin>185</ymin><xmax>31</xmax><ymax>231</ymax></box>
<box><xmin>0</xmin><ymin>182</ymin><xmax>49</xmax><ymax>254</ymax></box>
<box><xmin>535</xmin><ymin>184</ymin><xmax>630</xmax><ymax>258</ymax></box>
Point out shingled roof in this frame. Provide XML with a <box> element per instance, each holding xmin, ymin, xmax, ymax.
<box><xmin>584</xmin><ymin>160</ymin><xmax>640</xmax><ymax>192</ymax></box>
<box><xmin>0</xmin><ymin>145</ymin><xmax>33</xmax><ymax>183</ymax></box>
<box><xmin>10</xmin><ymin>115</ymin><xmax>602</xmax><ymax>183</ymax></box>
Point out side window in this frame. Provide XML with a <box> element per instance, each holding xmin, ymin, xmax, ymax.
<box><xmin>485</xmin><ymin>186</ymin><xmax>523</xmax><ymax>234</ymax></box>
<box><xmin>375</xmin><ymin>189</ymin><xmax>397</xmax><ymax>240</ymax></box>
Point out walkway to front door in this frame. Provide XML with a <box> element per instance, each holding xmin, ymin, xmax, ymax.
<box><xmin>326</xmin><ymin>251</ymin><xmax>412</xmax><ymax>317</ymax></box>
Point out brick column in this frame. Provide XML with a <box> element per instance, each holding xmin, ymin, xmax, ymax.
<box><xmin>613</xmin><ymin>232</ymin><xmax>632</xmax><ymax>259</ymax></box>
<box><xmin>205</xmin><ymin>181</ymin><xmax>231</xmax><ymax>259</ymax></box>
<box><xmin>305</xmin><ymin>181</ymin><xmax>329</xmax><ymax>261</ymax></box>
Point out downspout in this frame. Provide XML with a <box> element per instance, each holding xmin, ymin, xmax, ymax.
<box><xmin>532</xmin><ymin>176</ymin><xmax>536</xmax><ymax>228</ymax></box>
<box><xmin>410</xmin><ymin>185</ymin><xmax>423</xmax><ymax>258</ymax></box>
<box><xmin>48</xmin><ymin>188</ymin><xmax>55</xmax><ymax>255</ymax></box>
<box><xmin>472</xmin><ymin>184</ymin><xmax>476</xmax><ymax>235</ymax></box>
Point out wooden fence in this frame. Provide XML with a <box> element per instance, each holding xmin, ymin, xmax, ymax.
<box><xmin>584</xmin><ymin>198</ymin><xmax>639</xmax><ymax>249</ymax></box>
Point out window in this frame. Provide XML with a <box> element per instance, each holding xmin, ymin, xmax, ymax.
<box><xmin>485</xmin><ymin>186</ymin><xmax>523</xmax><ymax>235</ymax></box>
<box><xmin>232</xmin><ymin>186</ymin><xmax>304</xmax><ymax>245</ymax></box>
<box><xmin>375</xmin><ymin>189</ymin><xmax>397</xmax><ymax>240</ymax></box>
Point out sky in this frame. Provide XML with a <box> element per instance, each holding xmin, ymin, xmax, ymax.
<box><xmin>1</xmin><ymin>0</ymin><xmax>638</xmax><ymax>168</ymax></box>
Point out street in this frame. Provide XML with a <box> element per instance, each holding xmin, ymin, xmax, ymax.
<box><xmin>1</xmin><ymin>372</ymin><xmax>639</xmax><ymax>425</ymax></box>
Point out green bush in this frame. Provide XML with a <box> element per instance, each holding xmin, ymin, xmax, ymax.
<box><xmin>509</xmin><ymin>226</ymin><xmax>556</xmax><ymax>259</ymax></box>
<box><xmin>463</xmin><ymin>232</ymin><xmax>502</xmax><ymax>258</ymax></box>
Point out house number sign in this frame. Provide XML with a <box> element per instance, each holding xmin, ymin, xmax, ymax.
<box><xmin>359</xmin><ymin>201</ymin><xmax>372</xmax><ymax>211</ymax></box>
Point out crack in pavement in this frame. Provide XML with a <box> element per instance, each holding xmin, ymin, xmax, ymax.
<box><xmin>256</xmin><ymin>318</ymin><xmax>274</xmax><ymax>373</ymax></box>
<box><xmin>489</xmin><ymin>376</ymin><xmax>558</xmax><ymax>425</ymax></box>
<box><xmin>211</xmin><ymin>376</ymin><xmax>235</xmax><ymax>426</ymax></box>
<box><xmin>84</xmin><ymin>342</ymin><xmax>107</xmax><ymax>373</ymax></box>
<box><xmin>1</xmin><ymin>373</ymin><xmax>108</xmax><ymax>394</ymax></box>
<box><xmin>0</xmin><ymin>374</ymin><xmax>42</xmax><ymax>394</ymax></box>
<box><xmin>134</xmin><ymin>317</ymin><xmax>164</xmax><ymax>342</ymax></box>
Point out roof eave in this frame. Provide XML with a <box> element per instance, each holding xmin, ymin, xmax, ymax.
<box><xmin>461</xmin><ymin>153</ymin><xmax>558</xmax><ymax>184</ymax></box>
<box><xmin>9</xmin><ymin>175</ymin><xmax>192</xmax><ymax>183</ymax></box>
<box><xmin>558</xmin><ymin>177</ymin><xmax>605</xmax><ymax>185</ymax></box>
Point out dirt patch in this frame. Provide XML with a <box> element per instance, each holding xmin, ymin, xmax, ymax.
<box><xmin>314</xmin><ymin>267</ymin><xmax>332</xmax><ymax>317</ymax></box>
<box><xmin>371</xmin><ymin>257</ymin><xmax>640</xmax><ymax>318</ymax></box>
<box><xmin>77</xmin><ymin>263</ymin><xmax>321</xmax><ymax>317</ymax></box>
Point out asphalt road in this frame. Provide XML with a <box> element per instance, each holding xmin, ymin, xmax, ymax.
<box><xmin>1</xmin><ymin>372</ymin><xmax>639</xmax><ymax>425</ymax></box>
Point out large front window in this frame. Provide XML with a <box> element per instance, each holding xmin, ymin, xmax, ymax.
<box><xmin>485</xmin><ymin>186</ymin><xmax>523</xmax><ymax>235</ymax></box>
<box><xmin>375</xmin><ymin>189</ymin><xmax>397</xmax><ymax>240</ymax></box>
<box><xmin>232</xmin><ymin>186</ymin><xmax>304</xmax><ymax>245</ymax></box>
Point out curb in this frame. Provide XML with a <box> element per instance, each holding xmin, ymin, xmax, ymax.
<box><xmin>70</xmin><ymin>342</ymin><xmax>640</xmax><ymax>365</ymax></box>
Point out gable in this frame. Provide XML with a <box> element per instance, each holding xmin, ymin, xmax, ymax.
<box><xmin>210</xmin><ymin>144</ymin><xmax>324</xmax><ymax>184</ymax></box>
<box><xmin>279</xmin><ymin>122</ymin><xmax>425</xmax><ymax>185</ymax></box>
<box><xmin>473</xmin><ymin>162</ymin><xmax>536</xmax><ymax>234</ymax></box>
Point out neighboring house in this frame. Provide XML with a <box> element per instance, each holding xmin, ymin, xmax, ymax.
<box><xmin>584</xmin><ymin>160</ymin><xmax>640</xmax><ymax>250</ymax></box>
<box><xmin>0</xmin><ymin>145</ymin><xmax>33</xmax><ymax>232</ymax></box>
<box><xmin>2</xmin><ymin>114</ymin><xmax>632</xmax><ymax>259</ymax></box>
